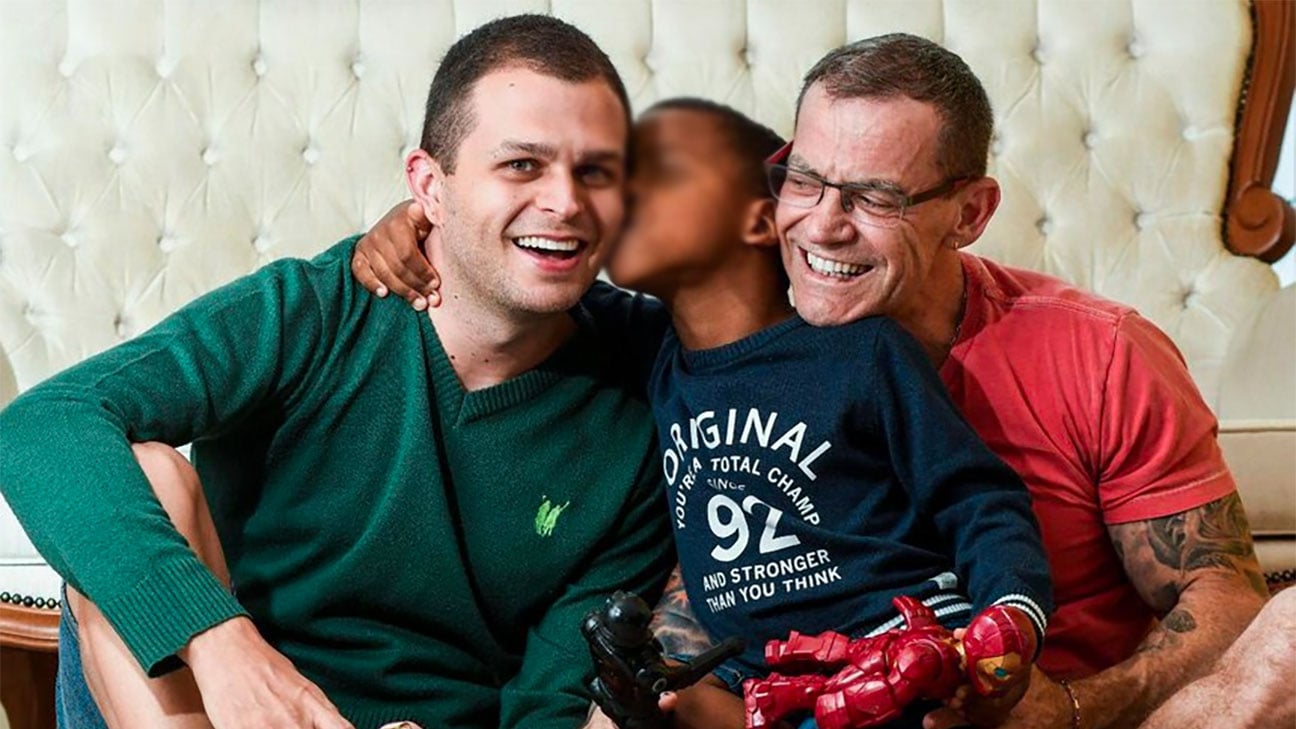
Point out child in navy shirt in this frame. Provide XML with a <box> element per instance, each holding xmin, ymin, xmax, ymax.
<box><xmin>603</xmin><ymin>99</ymin><xmax>1052</xmax><ymax>728</ymax></box>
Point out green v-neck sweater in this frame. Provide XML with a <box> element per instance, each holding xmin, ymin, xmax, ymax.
<box><xmin>0</xmin><ymin>237</ymin><xmax>674</xmax><ymax>728</ymax></box>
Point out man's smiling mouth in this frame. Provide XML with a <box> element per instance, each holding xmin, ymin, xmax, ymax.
<box><xmin>803</xmin><ymin>248</ymin><xmax>873</xmax><ymax>279</ymax></box>
<box><xmin>513</xmin><ymin>235</ymin><xmax>586</xmax><ymax>259</ymax></box>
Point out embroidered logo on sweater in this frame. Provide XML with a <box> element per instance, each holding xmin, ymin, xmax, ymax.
<box><xmin>534</xmin><ymin>496</ymin><xmax>571</xmax><ymax>537</ymax></box>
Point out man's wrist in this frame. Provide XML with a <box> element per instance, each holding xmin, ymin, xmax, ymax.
<box><xmin>178</xmin><ymin>614</ymin><xmax>254</xmax><ymax>667</ymax></box>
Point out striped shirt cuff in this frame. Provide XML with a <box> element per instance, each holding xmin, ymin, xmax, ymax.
<box><xmin>992</xmin><ymin>593</ymin><xmax>1048</xmax><ymax>653</ymax></box>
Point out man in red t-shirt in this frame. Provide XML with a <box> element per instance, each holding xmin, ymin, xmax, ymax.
<box><xmin>751</xmin><ymin>34</ymin><xmax>1265</xmax><ymax>729</ymax></box>
<box><xmin>352</xmin><ymin>33</ymin><xmax>1268</xmax><ymax>729</ymax></box>
<box><xmin>943</xmin><ymin>255</ymin><xmax>1244</xmax><ymax>682</ymax></box>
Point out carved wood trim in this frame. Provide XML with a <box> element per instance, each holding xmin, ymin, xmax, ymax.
<box><xmin>1226</xmin><ymin>0</ymin><xmax>1296</xmax><ymax>262</ymax></box>
<box><xmin>0</xmin><ymin>602</ymin><xmax>59</xmax><ymax>652</ymax></box>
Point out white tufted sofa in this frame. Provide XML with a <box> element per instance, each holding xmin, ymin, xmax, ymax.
<box><xmin>1</xmin><ymin>0</ymin><xmax>1293</xmax><ymax>665</ymax></box>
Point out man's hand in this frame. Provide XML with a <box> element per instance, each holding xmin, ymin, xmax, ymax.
<box><xmin>351</xmin><ymin>200</ymin><xmax>439</xmax><ymax>310</ymax></box>
<box><xmin>925</xmin><ymin>665</ymin><xmax>1065</xmax><ymax>729</ymax></box>
<box><xmin>180</xmin><ymin>617</ymin><xmax>354</xmax><ymax>729</ymax></box>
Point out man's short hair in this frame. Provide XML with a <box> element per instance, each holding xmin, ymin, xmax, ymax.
<box><xmin>420</xmin><ymin>14</ymin><xmax>631</xmax><ymax>173</ymax></box>
<box><xmin>645</xmin><ymin>97</ymin><xmax>786</xmax><ymax>198</ymax></box>
<box><xmin>797</xmin><ymin>33</ymin><xmax>994</xmax><ymax>179</ymax></box>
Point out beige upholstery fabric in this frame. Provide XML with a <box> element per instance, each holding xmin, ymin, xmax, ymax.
<box><xmin>1218</xmin><ymin>285</ymin><xmax>1296</xmax><ymax>582</ymax></box>
<box><xmin>0</xmin><ymin>0</ymin><xmax>1292</xmax><ymax>601</ymax></box>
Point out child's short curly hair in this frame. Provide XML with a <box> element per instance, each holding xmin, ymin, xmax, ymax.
<box><xmin>644</xmin><ymin>98</ymin><xmax>786</xmax><ymax>199</ymax></box>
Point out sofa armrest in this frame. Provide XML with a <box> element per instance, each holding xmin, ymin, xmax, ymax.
<box><xmin>1217</xmin><ymin>420</ymin><xmax>1296</xmax><ymax>591</ymax></box>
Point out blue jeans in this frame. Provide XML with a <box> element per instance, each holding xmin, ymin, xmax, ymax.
<box><xmin>55</xmin><ymin>589</ymin><xmax>111</xmax><ymax>729</ymax></box>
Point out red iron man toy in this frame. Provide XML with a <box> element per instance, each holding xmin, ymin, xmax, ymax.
<box><xmin>744</xmin><ymin>596</ymin><xmax>1038</xmax><ymax>729</ymax></box>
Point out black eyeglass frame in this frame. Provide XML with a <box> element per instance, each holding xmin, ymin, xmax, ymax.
<box><xmin>764</xmin><ymin>141</ymin><xmax>975</xmax><ymax>221</ymax></box>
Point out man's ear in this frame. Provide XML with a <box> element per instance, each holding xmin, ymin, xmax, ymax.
<box><xmin>405</xmin><ymin>149</ymin><xmax>448</xmax><ymax>227</ymax></box>
<box><xmin>945</xmin><ymin>177</ymin><xmax>1001</xmax><ymax>250</ymax></box>
<box><xmin>740</xmin><ymin>198</ymin><xmax>779</xmax><ymax>249</ymax></box>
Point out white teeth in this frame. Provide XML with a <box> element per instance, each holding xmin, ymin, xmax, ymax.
<box><xmin>514</xmin><ymin>236</ymin><xmax>580</xmax><ymax>252</ymax></box>
<box><xmin>806</xmin><ymin>251</ymin><xmax>869</xmax><ymax>277</ymax></box>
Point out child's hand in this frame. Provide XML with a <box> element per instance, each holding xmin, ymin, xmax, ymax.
<box><xmin>669</xmin><ymin>678</ymin><xmax>748</xmax><ymax>729</ymax></box>
<box><xmin>351</xmin><ymin>200</ymin><xmax>440</xmax><ymax>310</ymax></box>
<box><xmin>961</xmin><ymin>607</ymin><xmax>1038</xmax><ymax>698</ymax></box>
<box><xmin>922</xmin><ymin>624</ymin><xmax>1034</xmax><ymax>729</ymax></box>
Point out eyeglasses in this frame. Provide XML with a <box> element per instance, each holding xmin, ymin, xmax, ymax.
<box><xmin>764</xmin><ymin>142</ymin><xmax>973</xmax><ymax>228</ymax></box>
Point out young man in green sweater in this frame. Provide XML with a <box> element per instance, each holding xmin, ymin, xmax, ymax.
<box><xmin>0</xmin><ymin>15</ymin><xmax>673</xmax><ymax>729</ymax></box>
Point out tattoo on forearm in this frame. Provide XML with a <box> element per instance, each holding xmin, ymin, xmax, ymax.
<box><xmin>1137</xmin><ymin>608</ymin><xmax>1198</xmax><ymax>655</ymax></box>
<box><xmin>1162</xmin><ymin>609</ymin><xmax>1197</xmax><ymax>633</ymax></box>
<box><xmin>650</xmin><ymin>565</ymin><xmax>716</xmax><ymax>659</ymax></box>
<box><xmin>1111</xmin><ymin>493</ymin><xmax>1268</xmax><ymax>617</ymax></box>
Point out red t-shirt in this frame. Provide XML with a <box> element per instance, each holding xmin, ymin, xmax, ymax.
<box><xmin>940</xmin><ymin>254</ymin><xmax>1236</xmax><ymax>679</ymax></box>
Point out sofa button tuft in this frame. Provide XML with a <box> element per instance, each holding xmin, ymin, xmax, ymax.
<box><xmin>114</xmin><ymin>314</ymin><xmax>133</xmax><ymax>339</ymax></box>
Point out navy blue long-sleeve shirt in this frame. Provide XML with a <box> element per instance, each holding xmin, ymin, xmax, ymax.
<box><xmin>647</xmin><ymin>313</ymin><xmax>1053</xmax><ymax>684</ymax></box>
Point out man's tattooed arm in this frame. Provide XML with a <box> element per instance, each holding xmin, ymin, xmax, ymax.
<box><xmin>1069</xmin><ymin>493</ymin><xmax>1268</xmax><ymax>729</ymax></box>
<box><xmin>645</xmin><ymin>565</ymin><xmax>746</xmax><ymax>728</ymax></box>
<box><xmin>649</xmin><ymin>564</ymin><xmax>716</xmax><ymax>660</ymax></box>
<box><xmin>581</xmin><ymin>570</ymin><xmax>734</xmax><ymax>728</ymax></box>
<box><xmin>1139</xmin><ymin>490</ymin><xmax>1269</xmax><ymax>600</ymax></box>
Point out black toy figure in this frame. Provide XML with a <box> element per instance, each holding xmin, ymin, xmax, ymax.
<box><xmin>582</xmin><ymin>590</ymin><xmax>745</xmax><ymax>729</ymax></box>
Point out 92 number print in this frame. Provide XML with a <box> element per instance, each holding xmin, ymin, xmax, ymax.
<box><xmin>706</xmin><ymin>494</ymin><xmax>802</xmax><ymax>562</ymax></box>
